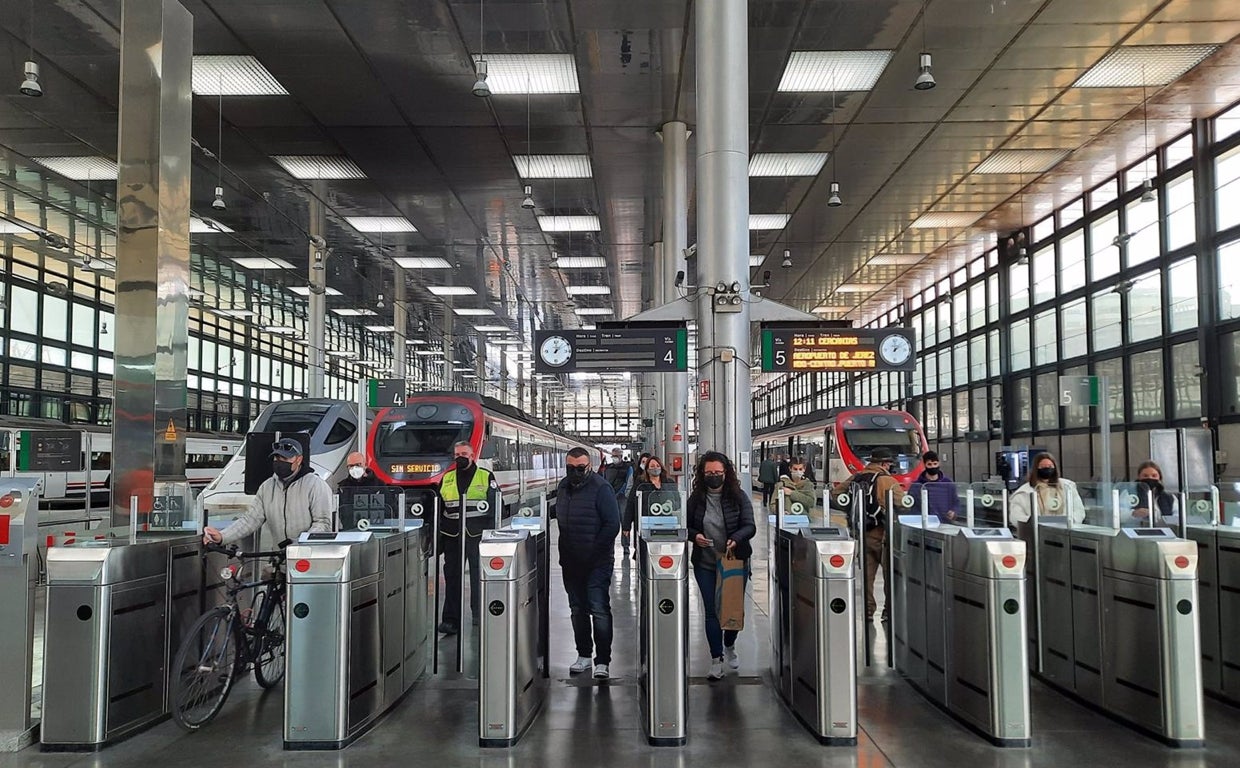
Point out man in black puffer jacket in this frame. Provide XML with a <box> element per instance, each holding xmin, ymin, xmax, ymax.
<box><xmin>556</xmin><ymin>446</ymin><xmax>621</xmax><ymax>680</ymax></box>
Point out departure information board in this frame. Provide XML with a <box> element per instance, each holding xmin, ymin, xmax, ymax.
<box><xmin>759</xmin><ymin>325</ymin><xmax>916</xmax><ymax>373</ymax></box>
<box><xmin>17</xmin><ymin>430</ymin><xmax>83</xmax><ymax>471</ymax></box>
<box><xmin>534</xmin><ymin>324</ymin><xmax>689</xmax><ymax>374</ymax></box>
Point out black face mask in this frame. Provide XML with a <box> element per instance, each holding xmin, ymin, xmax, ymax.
<box><xmin>703</xmin><ymin>475</ymin><xmax>725</xmax><ymax>490</ymax></box>
<box><xmin>454</xmin><ymin>456</ymin><xmax>471</xmax><ymax>471</ymax></box>
<box><xmin>566</xmin><ymin>465</ymin><xmax>589</xmax><ymax>487</ymax></box>
<box><xmin>273</xmin><ymin>459</ymin><xmax>295</xmax><ymax>480</ymax></box>
<box><xmin>925</xmin><ymin>469</ymin><xmax>940</xmax><ymax>479</ymax></box>
<box><xmin>1037</xmin><ymin>467</ymin><xmax>1057</xmax><ymax>481</ymax></box>
<box><xmin>1139</xmin><ymin>479</ymin><xmax>1163</xmax><ymax>496</ymax></box>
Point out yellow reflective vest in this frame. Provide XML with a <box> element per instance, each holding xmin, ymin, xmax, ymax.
<box><xmin>440</xmin><ymin>467</ymin><xmax>495</xmax><ymax>519</ymax></box>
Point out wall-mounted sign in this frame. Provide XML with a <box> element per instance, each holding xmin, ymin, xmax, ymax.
<box><xmin>534</xmin><ymin>323</ymin><xmax>689</xmax><ymax>374</ymax></box>
<box><xmin>759</xmin><ymin>324</ymin><xmax>916</xmax><ymax>373</ymax></box>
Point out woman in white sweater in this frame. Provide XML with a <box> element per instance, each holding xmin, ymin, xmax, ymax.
<box><xmin>1009</xmin><ymin>452</ymin><xmax>1086</xmax><ymax>538</ymax></box>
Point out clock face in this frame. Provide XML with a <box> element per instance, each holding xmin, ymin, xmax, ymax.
<box><xmin>879</xmin><ymin>334</ymin><xmax>912</xmax><ymax>366</ymax></box>
<box><xmin>539</xmin><ymin>335</ymin><xmax>573</xmax><ymax>367</ymax></box>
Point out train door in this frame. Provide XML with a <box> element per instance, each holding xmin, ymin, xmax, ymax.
<box><xmin>825</xmin><ymin>426</ymin><xmax>848</xmax><ymax>486</ymax></box>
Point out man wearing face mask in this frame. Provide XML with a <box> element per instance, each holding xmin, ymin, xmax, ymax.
<box><xmin>203</xmin><ymin>439</ymin><xmax>332</xmax><ymax>547</ymax></box>
<box><xmin>436</xmin><ymin>440</ymin><xmax>502</xmax><ymax>635</ymax></box>
<box><xmin>912</xmin><ymin>451</ymin><xmax>960</xmax><ymax>523</ymax></box>
<box><xmin>557</xmin><ymin>446</ymin><xmax>620</xmax><ymax>679</ymax></box>
<box><xmin>770</xmin><ymin>460</ymin><xmax>817</xmax><ymax>516</ymax></box>
<box><xmin>338</xmin><ymin>451</ymin><xmax>383</xmax><ymax>488</ymax></box>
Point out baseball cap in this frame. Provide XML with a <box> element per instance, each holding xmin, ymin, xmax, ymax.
<box><xmin>271</xmin><ymin>439</ymin><xmax>303</xmax><ymax>459</ymax></box>
<box><xmin>869</xmin><ymin>447</ymin><xmax>893</xmax><ymax>463</ymax></box>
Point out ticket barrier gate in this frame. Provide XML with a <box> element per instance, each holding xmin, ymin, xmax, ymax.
<box><xmin>892</xmin><ymin>518</ymin><xmax>1030</xmax><ymax>746</ymax></box>
<box><xmin>0</xmin><ymin>480</ymin><xmax>38</xmax><ymax>752</ymax></box>
<box><xmin>771</xmin><ymin>524</ymin><xmax>857</xmax><ymax>745</ymax></box>
<box><xmin>478</xmin><ymin>525</ymin><xmax>549</xmax><ymax>747</ymax></box>
<box><xmin>1035</xmin><ymin>522</ymin><xmax>1202</xmax><ymax>746</ymax></box>
<box><xmin>284</xmin><ymin>524</ymin><xmax>429</xmax><ymax>749</ymax></box>
<box><xmin>638</xmin><ymin>528</ymin><xmax>689</xmax><ymax>746</ymax></box>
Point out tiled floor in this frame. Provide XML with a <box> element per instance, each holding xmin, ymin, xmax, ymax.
<box><xmin>7</xmin><ymin>509</ymin><xmax>1240</xmax><ymax>768</ymax></box>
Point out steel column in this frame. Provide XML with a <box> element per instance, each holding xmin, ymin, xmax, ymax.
<box><xmin>393</xmin><ymin>266</ymin><xmax>408</xmax><ymax>380</ymax></box>
<box><xmin>307</xmin><ymin>182</ymin><xmax>327</xmax><ymax>398</ymax></box>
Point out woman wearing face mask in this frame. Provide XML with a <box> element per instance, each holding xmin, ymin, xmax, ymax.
<box><xmin>686</xmin><ymin>451</ymin><xmax>756</xmax><ymax>680</ymax></box>
<box><xmin>624</xmin><ymin>456</ymin><xmax>679</xmax><ymax>558</ymax></box>
<box><xmin>1130</xmin><ymin>460</ymin><xmax>1180</xmax><ymax>525</ymax></box>
<box><xmin>769</xmin><ymin>460</ymin><xmax>817</xmax><ymax>516</ymax></box>
<box><xmin>1009</xmin><ymin>452</ymin><xmax>1086</xmax><ymax>539</ymax></box>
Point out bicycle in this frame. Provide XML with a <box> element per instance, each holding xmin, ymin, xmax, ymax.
<box><xmin>170</xmin><ymin>541</ymin><xmax>290</xmax><ymax>732</ymax></box>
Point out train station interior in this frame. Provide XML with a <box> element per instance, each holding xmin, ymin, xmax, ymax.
<box><xmin>4</xmin><ymin>0</ymin><xmax>1240</xmax><ymax>766</ymax></box>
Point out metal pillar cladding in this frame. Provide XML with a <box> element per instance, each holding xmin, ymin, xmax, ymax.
<box><xmin>392</xmin><ymin>266</ymin><xmax>408</xmax><ymax>380</ymax></box>
<box><xmin>0</xmin><ymin>480</ymin><xmax>39</xmax><ymax>752</ymax></box>
<box><xmin>307</xmin><ymin>182</ymin><xmax>327</xmax><ymax>398</ymax></box>
<box><xmin>111</xmin><ymin>0</ymin><xmax>193</xmax><ymax>528</ymax></box>
<box><xmin>661</xmin><ymin>123</ymin><xmax>690</xmax><ymax>472</ymax></box>
<box><xmin>694</xmin><ymin>1</ymin><xmax>751</xmax><ymax>474</ymax></box>
<box><xmin>639</xmin><ymin>530</ymin><xmax>690</xmax><ymax>746</ymax></box>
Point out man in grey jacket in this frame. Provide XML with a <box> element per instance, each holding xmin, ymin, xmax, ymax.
<box><xmin>203</xmin><ymin>439</ymin><xmax>333</xmax><ymax>546</ymax></box>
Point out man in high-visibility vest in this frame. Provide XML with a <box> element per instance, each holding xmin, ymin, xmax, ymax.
<box><xmin>436</xmin><ymin>440</ymin><xmax>501</xmax><ymax>635</ymax></box>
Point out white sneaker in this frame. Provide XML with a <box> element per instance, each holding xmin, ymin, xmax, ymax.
<box><xmin>724</xmin><ymin>645</ymin><xmax>740</xmax><ymax>671</ymax></box>
<box><xmin>707</xmin><ymin>657</ymin><xmax>726</xmax><ymax>680</ymax></box>
<box><xmin>569</xmin><ymin>656</ymin><xmax>592</xmax><ymax>674</ymax></box>
<box><xmin>593</xmin><ymin>663</ymin><xmax>610</xmax><ymax>679</ymax></box>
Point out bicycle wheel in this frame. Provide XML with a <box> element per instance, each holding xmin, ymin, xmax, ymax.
<box><xmin>253</xmin><ymin>591</ymin><xmax>287</xmax><ymax>689</ymax></box>
<box><xmin>171</xmin><ymin>606</ymin><xmax>243</xmax><ymax>731</ymax></box>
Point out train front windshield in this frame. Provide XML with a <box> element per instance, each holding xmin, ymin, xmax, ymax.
<box><xmin>842</xmin><ymin>428</ymin><xmax>923</xmax><ymax>475</ymax></box>
<box><xmin>375</xmin><ymin>419</ymin><xmax>474</xmax><ymax>479</ymax></box>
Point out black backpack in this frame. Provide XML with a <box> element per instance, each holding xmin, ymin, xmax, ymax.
<box><xmin>849</xmin><ymin>471</ymin><xmax>886</xmax><ymax>531</ymax></box>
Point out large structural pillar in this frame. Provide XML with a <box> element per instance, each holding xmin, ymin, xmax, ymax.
<box><xmin>307</xmin><ymin>182</ymin><xmax>327</xmax><ymax>398</ymax></box>
<box><xmin>694</xmin><ymin>0</ymin><xmax>751</xmax><ymax>487</ymax></box>
<box><xmin>392</xmin><ymin>265</ymin><xmax>408</xmax><ymax>380</ymax></box>
<box><xmin>442</xmin><ymin>310</ymin><xmax>454</xmax><ymax>389</ymax></box>
<box><xmin>111</xmin><ymin>0</ymin><xmax>193</xmax><ymax>527</ymax></box>
<box><xmin>661</xmin><ymin>122</ymin><xmax>691</xmax><ymax>482</ymax></box>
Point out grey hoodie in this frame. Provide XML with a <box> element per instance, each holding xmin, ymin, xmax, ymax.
<box><xmin>220</xmin><ymin>466</ymin><xmax>333</xmax><ymax>546</ymax></box>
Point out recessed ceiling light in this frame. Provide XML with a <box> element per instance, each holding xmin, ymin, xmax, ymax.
<box><xmin>190</xmin><ymin>216</ymin><xmax>234</xmax><ymax>234</ymax></box>
<box><xmin>778</xmin><ymin>50</ymin><xmax>894</xmax><ymax>92</ymax></box>
<box><xmin>192</xmin><ymin>55</ymin><xmax>288</xmax><ymax>96</ymax></box>
<box><xmin>973</xmin><ymin>149</ymin><xmax>1069</xmax><ymax>174</ymax></box>
<box><xmin>749</xmin><ymin>214</ymin><xmax>791</xmax><ymax>230</ymax></box>
<box><xmin>365</xmin><ymin>324</ymin><xmax>396</xmax><ymax>332</ymax></box>
<box><xmin>394</xmin><ymin>256</ymin><xmax>452</xmax><ymax>269</ymax></box>
<box><xmin>911</xmin><ymin>211</ymin><xmax>986</xmax><ymax>229</ymax></box>
<box><xmin>553</xmin><ymin>256</ymin><xmax>608</xmax><ymax>268</ymax></box>
<box><xmin>565</xmin><ymin>285</ymin><xmax>611</xmax><ymax>295</ymax></box>
<box><xmin>868</xmin><ymin>254</ymin><xmax>922</xmax><ymax>266</ymax></box>
<box><xmin>1073</xmin><ymin>44</ymin><xmax>1220</xmax><ymax>88</ymax></box>
<box><xmin>33</xmin><ymin>156</ymin><xmax>118</xmax><ymax>180</ymax></box>
<box><xmin>287</xmin><ymin>285</ymin><xmax>343</xmax><ymax>296</ymax></box>
<box><xmin>332</xmin><ymin>308</ymin><xmax>378</xmax><ymax>317</ymax></box>
<box><xmin>453</xmin><ymin>307</ymin><xmax>495</xmax><ymax>316</ymax></box>
<box><xmin>262</xmin><ymin>325</ymin><xmax>299</xmax><ymax>335</ymax></box>
<box><xmin>748</xmin><ymin>153</ymin><xmax>829</xmax><ymax>177</ymax></box>
<box><xmin>271</xmin><ymin>155</ymin><xmax>366</xmax><ymax>180</ymax></box>
<box><xmin>539</xmin><ymin>215</ymin><xmax>600</xmax><ymax>232</ymax></box>
<box><xmin>345</xmin><ymin>216</ymin><xmax>417</xmax><ymax>233</ymax></box>
<box><xmin>749</xmin><ymin>254</ymin><xmax>766</xmax><ymax>267</ymax></box>
<box><xmin>574</xmin><ymin>307</ymin><xmax>613</xmax><ymax>316</ymax></box>
<box><xmin>836</xmin><ymin>282</ymin><xmax>885</xmax><ymax>292</ymax></box>
<box><xmin>426</xmin><ymin>285</ymin><xmax>477</xmax><ymax>296</ymax></box>
<box><xmin>469</xmin><ymin>54</ymin><xmax>579</xmax><ymax>94</ymax></box>
<box><xmin>513</xmin><ymin>155</ymin><xmax>592</xmax><ymax>179</ymax></box>
<box><xmin>231</xmin><ymin>256</ymin><xmax>294</xmax><ymax>270</ymax></box>
<box><xmin>473</xmin><ymin>325</ymin><xmax>512</xmax><ymax>332</ymax></box>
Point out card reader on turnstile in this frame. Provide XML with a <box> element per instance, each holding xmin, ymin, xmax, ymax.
<box><xmin>639</xmin><ymin>525</ymin><xmax>689</xmax><ymax>746</ymax></box>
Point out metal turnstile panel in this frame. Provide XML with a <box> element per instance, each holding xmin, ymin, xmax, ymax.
<box><xmin>403</xmin><ymin>529</ymin><xmax>430</xmax><ymax>690</ymax></box>
<box><xmin>1213</xmin><ymin>529</ymin><xmax>1240</xmax><ymax>699</ymax></box>
<box><xmin>1101</xmin><ymin>573</ymin><xmax>1164</xmax><ymax>734</ymax></box>
<box><xmin>1069</xmin><ymin>536</ymin><xmax>1103</xmax><ymax>704</ymax></box>
<box><xmin>347</xmin><ymin>581</ymin><xmax>382</xmax><ymax>735</ymax></box>
<box><xmin>380</xmin><ymin>535</ymin><xmax>407</xmax><ymax>708</ymax></box>
<box><xmin>40</xmin><ymin>584</ymin><xmax>107</xmax><ymax>745</ymax></box>
<box><xmin>904</xmin><ymin>528</ymin><xmax>928</xmax><ymax>686</ymax></box>
<box><xmin>639</xmin><ymin>536</ymin><xmax>688</xmax><ymax>746</ymax></box>
<box><xmin>949</xmin><ymin>573</ymin><xmax>994</xmax><ymax>730</ymax></box>
<box><xmin>923</xmin><ymin>534</ymin><xmax>948</xmax><ymax>703</ymax></box>
<box><xmin>1186</xmin><ymin>528</ymin><xmax>1220</xmax><ymax>694</ymax></box>
<box><xmin>285</xmin><ymin>582</ymin><xmax>348</xmax><ymax>743</ymax></box>
<box><xmin>1036</xmin><ymin>528</ymin><xmax>1074</xmax><ymax>684</ymax></box>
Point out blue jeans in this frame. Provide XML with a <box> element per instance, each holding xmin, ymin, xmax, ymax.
<box><xmin>562</xmin><ymin>559</ymin><xmax>614</xmax><ymax>664</ymax></box>
<box><xmin>693</xmin><ymin>564</ymin><xmax>744</xmax><ymax>659</ymax></box>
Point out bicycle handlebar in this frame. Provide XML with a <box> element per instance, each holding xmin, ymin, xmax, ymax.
<box><xmin>203</xmin><ymin>539</ymin><xmax>291</xmax><ymax>561</ymax></box>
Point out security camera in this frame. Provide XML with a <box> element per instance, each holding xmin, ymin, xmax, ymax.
<box><xmin>675</xmin><ymin>270</ymin><xmax>685</xmax><ymax>288</ymax></box>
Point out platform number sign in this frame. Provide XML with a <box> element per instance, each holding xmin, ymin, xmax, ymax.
<box><xmin>368</xmin><ymin>378</ymin><xmax>407</xmax><ymax>408</ymax></box>
<box><xmin>1059</xmin><ymin>376</ymin><xmax>1101</xmax><ymax>407</ymax></box>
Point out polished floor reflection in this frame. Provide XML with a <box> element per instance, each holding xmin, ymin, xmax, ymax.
<box><xmin>7</xmin><ymin>513</ymin><xmax>1240</xmax><ymax>768</ymax></box>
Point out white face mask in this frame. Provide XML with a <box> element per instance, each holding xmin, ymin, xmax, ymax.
<box><xmin>348</xmin><ymin>466</ymin><xmax>365</xmax><ymax>479</ymax></box>
<box><xmin>791</xmin><ymin>470</ymin><xmax>804</xmax><ymax>480</ymax></box>
<box><xmin>647</xmin><ymin>467</ymin><xmax>662</xmax><ymax>477</ymax></box>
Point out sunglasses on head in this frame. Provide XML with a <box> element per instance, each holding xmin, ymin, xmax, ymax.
<box><xmin>273</xmin><ymin>440</ymin><xmax>299</xmax><ymax>453</ymax></box>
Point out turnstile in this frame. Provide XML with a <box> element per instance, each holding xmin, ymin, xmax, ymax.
<box><xmin>893</xmin><ymin>520</ymin><xmax>1030</xmax><ymax>747</ymax></box>
<box><xmin>0</xmin><ymin>480</ymin><xmax>39</xmax><ymax>752</ymax></box>
<box><xmin>1186</xmin><ymin>524</ymin><xmax>1240</xmax><ymax>705</ymax></box>
<box><xmin>1035</xmin><ymin>524</ymin><xmax>1202</xmax><ymax>746</ymax></box>
<box><xmin>772</xmin><ymin>525</ymin><xmax>857</xmax><ymax>745</ymax></box>
<box><xmin>284</xmin><ymin>526</ymin><xmax>428</xmax><ymax>750</ymax></box>
<box><xmin>478</xmin><ymin>527</ymin><xmax>548</xmax><ymax>747</ymax></box>
<box><xmin>638</xmin><ymin>528</ymin><xmax>689</xmax><ymax>746</ymax></box>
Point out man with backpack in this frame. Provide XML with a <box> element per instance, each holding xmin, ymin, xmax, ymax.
<box><xmin>834</xmin><ymin>447</ymin><xmax>905</xmax><ymax>623</ymax></box>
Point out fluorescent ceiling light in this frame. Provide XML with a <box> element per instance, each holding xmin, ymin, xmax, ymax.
<box><xmin>332</xmin><ymin>308</ymin><xmax>378</xmax><ymax>317</ymax></box>
<box><xmin>473</xmin><ymin>325</ymin><xmax>512</xmax><ymax>332</ymax></box>
<box><xmin>32</xmin><ymin>156</ymin><xmax>118</xmax><ymax>180</ymax></box>
<box><xmin>868</xmin><ymin>254</ymin><xmax>922</xmax><ymax>266</ymax></box>
<box><xmin>749</xmin><ymin>214</ymin><xmax>791</xmax><ymax>230</ymax></box>
<box><xmin>812</xmin><ymin>304</ymin><xmax>853</xmax><ymax>313</ymax></box>
<box><xmin>565</xmin><ymin>285</ymin><xmax>611</xmax><ymax>295</ymax></box>
<box><xmin>325</xmin><ymin>350</ymin><xmax>355</xmax><ymax>357</ymax></box>
<box><xmin>426</xmin><ymin>285</ymin><xmax>477</xmax><ymax>296</ymax></box>
<box><xmin>191</xmin><ymin>217</ymin><xmax>234</xmax><ymax>234</ymax></box>
<box><xmin>1073</xmin><ymin>45</ymin><xmax>1220</xmax><ymax>88</ymax></box>
<box><xmin>453</xmin><ymin>366</ymin><xmax>473</xmax><ymax>372</ymax></box>
<box><xmin>574</xmin><ymin>307</ymin><xmax>613</xmax><ymax>316</ymax></box>
<box><xmin>414</xmin><ymin>349</ymin><xmax>442</xmax><ymax>356</ymax></box>
<box><xmin>271</xmin><ymin>155</ymin><xmax>365</xmax><ymax>180</ymax></box>
<box><xmin>345</xmin><ymin>216</ymin><xmax>416</xmax><ymax>233</ymax></box>
<box><xmin>489</xmin><ymin>339</ymin><xmax>521</xmax><ymax>346</ymax></box>
<box><xmin>553</xmin><ymin>256</ymin><xmax>607</xmax><ymax>268</ymax></box>
<box><xmin>911</xmin><ymin>211</ymin><xmax>986</xmax><ymax>229</ymax></box>
<box><xmin>394</xmin><ymin>256</ymin><xmax>452</xmax><ymax>269</ymax></box>
<box><xmin>513</xmin><ymin>155</ymin><xmax>592</xmax><ymax>179</ymax></box>
<box><xmin>973</xmin><ymin>149</ymin><xmax>1069</xmax><ymax>174</ymax></box>
<box><xmin>748</xmin><ymin>153</ymin><xmax>828</xmax><ymax>177</ymax></box>
<box><xmin>453</xmin><ymin>307</ymin><xmax>495</xmax><ymax>316</ymax></box>
<box><xmin>287</xmin><ymin>285</ymin><xmax>343</xmax><ymax>296</ymax></box>
<box><xmin>778</xmin><ymin>50</ymin><xmax>894</xmax><ymax>92</ymax></box>
<box><xmin>262</xmin><ymin>325</ymin><xmax>299</xmax><ymax>335</ymax></box>
<box><xmin>210</xmin><ymin>308</ymin><xmax>256</xmax><ymax>318</ymax></box>
<box><xmin>539</xmin><ymin>215</ymin><xmax>600</xmax><ymax>232</ymax></box>
<box><xmin>231</xmin><ymin>256</ymin><xmax>294</xmax><ymax>270</ymax></box>
<box><xmin>365</xmin><ymin>324</ymin><xmax>396</xmax><ymax>332</ymax></box>
<box><xmin>470</xmin><ymin>53</ymin><xmax>579</xmax><ymax>94</ymax></box>
<box><xmin>836</xmin><ymin>282</ymin><xmax>885</xmax><ymax>292</ymax></box>
<box><xmin>192</xmin><ymin>55</ymin><xmax>287</xmax><ymax>96</ymax></box>
<box><xmin>749</xmin><ymin>254</ymin><xmax>766</xmax><ymax>267</ymax></box>
<box><xmin>405</xmin><ymin>338</ymin><xmax>428</xmax><ymax>345</ymax></box>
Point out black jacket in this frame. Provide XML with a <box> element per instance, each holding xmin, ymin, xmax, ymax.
<box><xmin>625</xmin><ymin>480</ymin><xmax>680</xmax><ymax>522</ymax></box>
<box><xmin>338</xmin><ymin>470</ymin><xmax>384</xmax><ymax>489</ymax></box>
<box><xmin>686</xmin><ymin>489</ymin><xmax>756</xmax><ymax>566</ymax></box>
<box><xmin>556</xmin><ymin>472</ymin><xmax>620</xmax><ymax>566</ymax></box>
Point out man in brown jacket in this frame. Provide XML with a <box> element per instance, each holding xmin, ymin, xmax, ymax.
<box><xmin>834</xmin><ymin>447</ymin><xmax>905</xmax><ymax>622</ymax></box>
